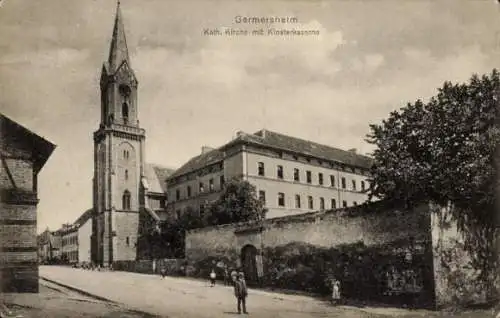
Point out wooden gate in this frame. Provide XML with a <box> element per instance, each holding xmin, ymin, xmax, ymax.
<box><xmin>241</xmin><ymin>244</ymin><xmax>258</xmax><ymax>283</ymax></box>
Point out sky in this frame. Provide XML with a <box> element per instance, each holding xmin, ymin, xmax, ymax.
<box><xmin>0</xmin><ymin>0</ymin><xmax>499</xmax><ymax>233</ymax></box>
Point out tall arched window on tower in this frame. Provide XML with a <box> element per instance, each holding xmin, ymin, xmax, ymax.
<box><xmin>122</xmin><ymin>102</ymin><xmax>129</xmax><ymax>124</ymax></box>
<box><xmin>119</xmin><ymin>84</ymin><xmax>131</xmax><ymax>125</ymax></box>
<box><xmin>122</xmin><ymin>190</ymin><xmax>131</xmax><ymax>210</ymax></box>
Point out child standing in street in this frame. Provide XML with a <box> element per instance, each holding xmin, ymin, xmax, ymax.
<box><xmin>210</xmin><ymin>269</ymin><xmax>216</xmax><ymax>287</ymax></box>
<box><xmin>331</xmin><ymin>278</ymin><xmax>341</xmax><ymax>305</ymax></box>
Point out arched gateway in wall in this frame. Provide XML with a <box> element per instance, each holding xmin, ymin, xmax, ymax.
<box><xmin>240</xmin><ymin>244</ymin><xmax>259</xmax><ymax>283</ymax></box>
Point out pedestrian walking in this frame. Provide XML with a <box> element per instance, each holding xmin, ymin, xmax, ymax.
<box><xmin>331</xmin><ymin>278</ymin><xmax>341</xmax><ymax>305</ymax></box>
<box><xmin>210</xmin><ymin>269</ymin><xmax>216</xmax><ymax>287</ymax></box>
<box><xmin>223</xmin><ymin>266</ymin><xmax>230</xmax><ymax>286</ymax></box>
<box><xmin>160</xmin><ymin>267</ymin><xmax>166</xmax><ymax>279</ymax></box>
<box><xmin>234</xmin><ymin>272</ymin><xmax>248</xmax><ymax>314</ymax></box>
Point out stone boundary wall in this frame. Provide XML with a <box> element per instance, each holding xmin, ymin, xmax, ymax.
<box><xmin>186</xmin><ymin>201</ymin><xmax>436</xmax><ymax>308</ymax></box>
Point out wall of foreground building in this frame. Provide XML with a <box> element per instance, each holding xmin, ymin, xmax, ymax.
<box><xmin>0</xmin><ymin>156</ymin><xmax>39</xmax><ymax>293</ymax></box>
<box><xmin>185</xmin><ymin>201</ymin><xmax>496</xmax><ymax>309</ymax></box>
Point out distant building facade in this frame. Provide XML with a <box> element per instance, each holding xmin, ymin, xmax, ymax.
<box><xmin>76</xmin><ymin>210</ymin><xmax>92</xmax><ymax>264</ymax></box>
<box><xmin>37</xmin><ymin>229</ymin><xmax>62</xmax><ymax>264</ymax></box>
<box><xmin>57</xmin><ymin>209</ymin><xmax>94</xmax><ymax>265</ymax></box>
<box><xmin>37</xmin><ymin>229</ymin><xmax>52</xmax><ymax>263</ymax></box>
<box><xmin>61</xmin><ymin>224</ymin><xmax>78</xmax><ymax>264</ymax></box>
<box><xmin>0</xmin><ymin>113</ymin><xmax>55</xmax><ymax>293</ymax></box>
<box><xmin>167</xmin><ymin>129</ymin><xmax>373</xmax><ymax>220</ymax></box>
<box><xmin>50</xmin><ymin>230</ymin><xmax>62</xmax><ymax>261</ymax></box>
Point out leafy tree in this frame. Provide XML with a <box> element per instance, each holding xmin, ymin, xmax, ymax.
<box><xmin>367</xmin><ymin>69</ymin><xmax>500</xmax><ymax>298</ymax></box>
<box><xmin>178</xmin><ymin>206</ymin><xmax>206</xmax><ymax>230</ymax></box>
<box><xmin>206</xmin><ymin>178</ymin><xmax>267</xmax><ymax>226</ymax></box>
<box><xmin>159</xmin><ymin>206</ymin><xmax>205</xmax><ymax>258</ymax></box>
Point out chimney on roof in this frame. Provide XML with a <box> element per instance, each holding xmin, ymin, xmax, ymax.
<box><xmin>348</xmin><ymin>148</ymin><xmax>357</xmax><ymax>154</ymax></box>
<box><xmin>254</xmin><ymin>129</ymin><xmax>267</xmax><ymax>138</ymax></box>
<box><xmin>235</xmin><ymin>131</ymin><xmax>244</xmax><ymax>138</ymax></box>
<box><xmin>201</xmin><ymin>146</ymin><xmax>214</xmax><ymax>154</ymax></box>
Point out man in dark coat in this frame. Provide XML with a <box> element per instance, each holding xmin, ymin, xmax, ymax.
<box><xmin>234</xmin><ymin>272</ymin><xmax>248</xmax><ymax>314</ymax></box>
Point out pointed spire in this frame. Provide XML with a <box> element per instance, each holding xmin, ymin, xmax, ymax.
<box><xmin>108</xmin><ymin>0</ymin><xmax>130</xmax><ymax>73</ymax></box>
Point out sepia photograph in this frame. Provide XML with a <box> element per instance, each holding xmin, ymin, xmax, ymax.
<box><xmin>1</xmin><ymin>0</ymin><xmax>500</xmax><ymax>317</ymax></box>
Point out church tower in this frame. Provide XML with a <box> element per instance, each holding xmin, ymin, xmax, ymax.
<box><xmin>92</xmin><ymin>1</ymin><xmax>145</xmax><ymax>266</ymax></box>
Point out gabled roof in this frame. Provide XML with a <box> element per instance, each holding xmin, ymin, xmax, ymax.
<box><xmin>168</xmin><ymin>129</ymin><xmax>373</xmax><ymax>180</ymax></box>
<box><xmin>0</xmin><ymin>113</ymin><xmax>56</xmax><ymax>173</ymax></box>
<box><xmin>242</xmin><ymin>129</ymin><xmax>374</xmax><ymax>169</ymax></box>
<box><xmin>73</xmin><ymin>208</ymin><xmax>93</xmax><ymax>227</ymax></box>
<box><xmin>168</xmin><ymin>148</ymin><xmax>224</xmax><ymax>180</ymax></box>
<box><xmin>144</xmin><ymin>207</ymin><xmax>160</xmax><ymax>223</ymax></box>
<box><xmin>49</xmin><ymin>234</ymin><xmax>61</xmax><ymax>249</ymax></box>
<box><xmin>38</xmin><ymin>229</ymin><xmax>52</xmax><ymax>245</ymax></box>
<box><xmin>144</xmin><ymin>163</ymin><xmax>175</xmax><ymax>194</ymax></box>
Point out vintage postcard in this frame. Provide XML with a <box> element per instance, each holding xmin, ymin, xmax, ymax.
<box><xmin>1</xmin><ymin>1</ymin><xmax>499</xmax><ymax>317</ymax></box>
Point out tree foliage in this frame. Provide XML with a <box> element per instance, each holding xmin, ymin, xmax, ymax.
<box><xmin>206</xmin><ymin>178</ymin><xmax>267</xmax><ymax>226</ymax></box>
<box><xmin>158</xmin><ymin>206</ymin><xmax>204</xmax><ymax>258</ymax></box>
<box><xmin>153</xmin><ymin>179</ymin><xmax>266</xmax><ymax>258</ymax></box>
<box><xmin>367</xmin><ymin>69</ymin><xmax>500</xmax><ymax>291</ymax></box>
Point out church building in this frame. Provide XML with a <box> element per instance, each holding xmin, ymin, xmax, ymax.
<box><xmin>90</xmin><ymin>2</ymin><xmax>173</xmax><ymax>267</ymax></box>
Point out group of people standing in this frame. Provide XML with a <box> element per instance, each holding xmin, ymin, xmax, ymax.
<box><xmin>209</xmin><ymin>268</ymin><xmax>249</xmax><ymax>314</ymax></box>
<box><xmin>79</xmin><ymin>262</ymin><xmax>114</xmax><ymax>271</ymax></box>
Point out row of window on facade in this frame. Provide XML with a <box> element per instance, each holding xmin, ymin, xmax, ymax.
<box><xmin>259</xmin><ymin>190</ymin><xmax>357</xmax><ymax>210</ymax></box>
<box><xmin>170</xmin><ymin>163</ymin><xmax>224</xmax><ymax>186</ymax></box>
<box><xmin>257</xmin><ymin>162</ymin><xmax>366</xmax><ymax>191</ymax></box>
<box><xmin>63</xmin><ymin>250</ymin><xmax>78</xmax><ymax>262</ymax></box>
<box><xmin>62</xmin><ymin>236</ymin><xmax>78</xmax><ymax>246</ymax></box>
<box><xmin>174</xmin><ymin>192</ymin><xmax>357</xmax><ymax>220</ymax></box>
<box><xmin>275</xmin><ymin>151</ymin><xmax>363</xmax><ymax>174</ymax></box>
<box><xmin>175</xmin><ymin>175</ymin><xmax>225</xmax><ymax>201</ymax></box>
<box><xmin>175</xmin><ymin>204</ymin><xmax>207</xmax><ymax>220</ymax></box>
